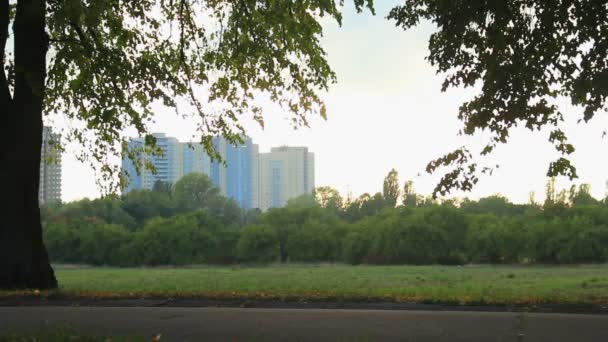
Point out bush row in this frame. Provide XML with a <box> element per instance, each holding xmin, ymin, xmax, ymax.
<box><xmin>43</xmin><ymin>196</ymin><xmax>608</xmax><ymax>266</ymax></box>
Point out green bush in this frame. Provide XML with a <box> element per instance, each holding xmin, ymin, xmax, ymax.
<box><xmin>236</xmin><ymin>224</ymin><xmax>279</xmax><ymax>262</ymax></box>
<box><xmin>41</xmin><ymin>188</ymin><xmax>608</xmax><ymax>266</ymax></box>
<box><xmin>342</xmin><ymin>231</ymin><xmax>372</xmax><ymax>265</ymax></box>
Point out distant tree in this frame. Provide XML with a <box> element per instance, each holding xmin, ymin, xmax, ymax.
<box><xmin>545</xmin><ymin>178</ymin><xmax>557</xmax><ymax>208</ymax></box>
<box><xmin>122</xmin><ymin>189</ymin><xmax>175</xmax><ymax>226</ymax></box>
<box><xmin>287</xmin><ymin>217</ymin><xmax>343</xmax><ymax>262</ymax></box>
<box><xmin>465</xmin><ymin>215</ymin><xmax>523</xmax><ymax>264</ymax></box>
<box><xmin>285</xmin><ymin>194</ymin><xmax>318</xmax><ymax>209</ymax></box>
<box><xmin>343</xmin><ymin>193</ymin><xmax>366</xmax><ymax>222</ymax></box>
<box><xmin>48</xmin><ymin>196</ymin><xmax>137</xmax><ymax>230</ymax></box>
<box><xmin>382</xmin><ymin>169</ymin><xmax>400</xmax><ymax>208</ymax></box>
<box><xmin>342</xmin><ymin>231</ymin><xmax>372</xmax><ymax>265</ymax></box>
<box><xmin>418</xmin><ymin>196</ymin><xmax>438</xmax><ymax>207</ymax></box>
<box><xmin>528</xmin><ymin>191</ymin><xmax>538</xmax><ymax>207</ymax></box>
<box><xmin>314</xmin><ymin>186</ymin><xmax>344</xmax><ymax>213</ymax></box>
<box><xmin>243</xmin><ymin>208</ymin><xmax>262</xmax><ymax>226</ymax></box>
<box><xmin>261</xmin><ymin>195</ymin><xmax>325</xmax><ymax>262</ymax></box>
<box><xmin>173</xmin><ymin>173</ymin><xmax>220</xmax><ymax>213</ymax></box>
<box><xmin>390</xmin><ymin>1</ymin><xmax>608</xmax><ymax>196</ymax></box>
<box><xmin>571</xmin><ymin>184</ymin><xmax>599</xmax><ymax>206</ymax></box>
<box><xmin>461</xmin><ymin>195</ymin><xmax>524</xmax><ymax>217</ymax></box>
<box><xmin>236</xmin><ymin>224</ymin><xmax>279</xmax><ymax>262</ymax></box>
<box><xmin>402</xmin><ymin>180</ymin><xmax>418</xmax><ymax>207</ymax></box>
<box><xmin>556</xmin><ymin>189</ymin><xmax>569</xmax><ymax>207</ymax></box>
<box><xmin>152</xmin><ymin>180</ymin><xmax>172</xmax><ymax>195</ymax></box>
<box><xmin>219</xmin><ymin>198</ymin><xmax>243</xmax><ymax>227</ymax></box>
<box><xmin>263</xmin><ymin>208</ymin><xmax>294</xmax><ymax>263</ymax></box>
<box><xmin>568</xmin><ymin>185</ymin><xmax>578</xmax><ymax>205</ymax></box>
<box><xmin>360</xmin><ymin>193</ymin><xmax>387</xmax><ymax>217</ymax></box>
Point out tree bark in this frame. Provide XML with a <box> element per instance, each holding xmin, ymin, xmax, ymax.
<box><xmin>0</xmin><ymin>0</ymin><xmax>57</xmax><ymax>289</ymax></box>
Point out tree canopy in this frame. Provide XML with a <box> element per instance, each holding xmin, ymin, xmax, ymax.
<box><xmin>389</xmin><ymin>0</ymin><xmax>608</xmax><ymax>196</ymax></box>
<box><xmin>382</xmin><ymin>169</ymin><xmax>400</xmax><ymax>208</ymax></box>
<box><xmin>42</xmin><ymin>176</ymin><xmax>608</xmax><ymax>266</ymax></box>
<box><xmin>3</xmin><ymin>0</ymin><xmax>376</xmax><ymax>190</ymax></box>
<box><xmin>0</xmin><ymin>0</ymin><xmax>374</xmax><ymax>289</ymax></box>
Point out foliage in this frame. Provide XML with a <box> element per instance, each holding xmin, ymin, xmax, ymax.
<box><xmin>389</xmin><ymin>1</ymin><xmax>608</xmax><ymax>196</ymax></box>
<box><xmin>41</xmin><ymin>173</ymin><xmax>608</xmax><ymax>266</ymax></box>
<box><xmin>314</xmin><ymin>186</ymin><xmax>344</xmax><ymax>213</ymax></box>
<box><xmin>402</xmin><ymin>180</ymin><xmax>418</xmax><ymax>207</ymax></box>
<box><xmin>236</xmin><ymin>224</ymin><xmax>279</xmax><ymax>262</ymax></box>
<box><xmin>121</xmin><ymin>189</ymin><xmax>175</xmax><ymax>227</ymax></box>
<box><xmin>2</xmin><ymin>0</ymin><xmax>369</xmax><ymax>190</ymax></box>
<box><xmin>173</xmin><ymin>173</ymin><xmax>220</xmax><ymax>213</ymax></box>
<box><xmin>382</xmin><ymin>169</ymin><xmax>400</xmax><ymax>208</ymax></box>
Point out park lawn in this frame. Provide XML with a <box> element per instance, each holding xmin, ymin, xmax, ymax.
<box><xmin>0</xmin><ymin>326</ymin><xmax>146</xmax><ymax>342</ymax></box>
<box><xmin>3</xmin><ymin>264</ymin><xmax>608</xmax><ymax>306</ymax></box>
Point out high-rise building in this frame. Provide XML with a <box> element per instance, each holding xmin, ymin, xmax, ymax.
<box><xmin>210</xmin><ymin>137</ymin><xmax>260</xmax><ymax>210</ymax></box>
<box><xmin>39</xmin><ymin>126</ymin><xmax>62</xmax><ymax>205</ymax></box>
<box><xmin>259</xmin><ymin>146</ymin><xmax>315</xmax><ymax>211</ymax></box>
<box><xmin>183</xmin><ymin>142</ymin><xmax>211</xmax><ymax>176</ymax></box>
<box><xmin>122</xmin><ymin>133</ymin><xmax>313</xmax><ymax>211</ymax></box>
<box><xmin>122</xmin><ymin>133</ymin><xmax>184</xmax><ymax>193</ymax></box>
<box><xmin>209</xmin><ymin>137</ymin><xmax>229</xmax><ymax>195</ymax></box>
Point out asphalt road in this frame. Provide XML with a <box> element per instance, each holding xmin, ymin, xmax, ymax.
<box><xmin>1</xmin><ymin>307</ymin><xmax>608</xmax><ymax>341</ymax></box>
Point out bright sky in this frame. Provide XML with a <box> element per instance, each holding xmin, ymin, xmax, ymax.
<box><xmin>60</xmin><ymin>1</ymin><xmax>608</xmax><ymax>203</ymax></box>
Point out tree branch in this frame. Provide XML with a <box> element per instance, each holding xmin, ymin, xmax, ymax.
<box><xmin>49</xmin><ymin>37</ymin><xmax>85</xmax><ymax>46</ymax></box>
<box><xmin>69</xmin><ymin>21</ymin><xmax>94</xmax><ymax>56</ymax></box>
<box><xmin>0</xmin><ymin>0</ymin><xmax>11</xmax><ymax>105</ymax></box>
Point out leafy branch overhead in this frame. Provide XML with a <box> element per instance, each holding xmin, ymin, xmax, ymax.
<box><xmin>389</xmin><ymin>0</ymin><xmax>608</xmax><ymax>197</ymax></box>
<box><xmin>33</xmin><ymin>0</ymin><xmax>374</xmax><ymax>191</ymax></box>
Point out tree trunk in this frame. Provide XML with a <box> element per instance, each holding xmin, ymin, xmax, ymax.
<box><xmin>0</xmin><ymin>0</ymin><xmax>57</xmax><ymax>289</ymax></box>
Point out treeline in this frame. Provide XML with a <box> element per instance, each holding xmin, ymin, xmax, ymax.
<box><xmin>42</xmin><ymin>172</ymin><xmax>608</xmax><ymax>266</ymax></box>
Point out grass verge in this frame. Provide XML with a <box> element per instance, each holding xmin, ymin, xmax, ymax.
<box><xmin>0</xmin><ymin>326</ymin><xmax>146</xmax><ymax>342</ymax></box>
<box><xmin>2</xmin><ymin>264</ymin><xmax>608</xmax><ymax>307</ymax></box>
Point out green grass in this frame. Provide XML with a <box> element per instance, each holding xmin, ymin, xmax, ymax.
<box><xmin>5</xmin><ymin>264</ymin><xmax>608</xmax><ymax>306</ymax></box>
<box><xmin>0</xmin><ymin>326</ymin><xmax>146</xmax><ymax>342</ymax></box>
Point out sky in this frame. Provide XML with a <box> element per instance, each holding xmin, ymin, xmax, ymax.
<box><xmin>59</xmin><ymin>0</ymin><xmax>608</xmax><ymax>204</ymax></box>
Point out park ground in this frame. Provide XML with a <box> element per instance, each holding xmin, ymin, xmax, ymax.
<box><xmin>3</xmin><ymin>265</ymin><xmax>608</xmax><ymax>341</ymax></box>
<box><xmin>2</xmin><ymin>264</ymin><xmax>608</xmax><ymax>308</ymax></box>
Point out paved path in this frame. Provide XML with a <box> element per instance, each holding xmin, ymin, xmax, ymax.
<box><xmin>1</xmin><ymin>307</ymin><xmax>608</xmax><ymax>341</ymax></box>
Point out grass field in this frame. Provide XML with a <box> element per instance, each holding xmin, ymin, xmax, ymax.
<box><xmin>4</xmin><ymin>264</ymin><xmax>608</xmax><ymax>306</ymax></box>
<box><xmin>0</xmin><ymin>327</ymin><xmax>145</xmax><ymax>342</ymax></box>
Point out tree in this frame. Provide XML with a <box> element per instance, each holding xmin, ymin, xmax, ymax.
<box><xmin>545</xmin><ymin>178</ymin><xmax>557</xmax><ymax>208</ymax></box>
<box><xmin>382</xmin><ymin>169</ymin><xmax>400</xmax><ymax>208</ymax></box>
<box><xmin>571</xmin><ymin>184</ymin><xmax>599</xmax><ymax>206</ymax></box>
<box><xmin>360</xmin><ymin>192</ymin><xmax>387</xmax><ymax>217</ymax></box>
<box><xmin>1</xmin><ymin>0</ymin><xmax>374</xmax><ymax>288</ymax></box>
<box><xmin>242</xmin><ymin>208</ymin><xmax>262</xmax><ymax>226</ymax></box>
<box><xmin>402</xmin><ymin>180</ymin><xmax>418</xmax><ymax>207</ymax></box>
<box><xmin>121</xmin><ymin>189</ymin><xmax>175</xmax><ymax>226</ymax></box>
<box><xmin>461</xmin><ymin>195</ymin><xmax>524</xmax><ymax>217</ymax></box>
<box><xmin>389</xmin><ymin>1</ymin><xmax>608</xmax><ymax>196</ymax></box>
<box><xmin>50</xmin><ymin>196</ymin><xmax>137</xmax><ymax>230</ymax></box>
<box><xmin>152</xmin><ymin>180</ymin><xmax>172</xmax><ymax>195</ymax></box>
<box><xmin>217</xmin><ymin>198</ymin><xmax>243</xmax><ymax>227</ymax></box>
<box><xmin>172</xmin><ymin>173</ymin><xmax>220</xmax><ymax>213</ymax></box>
<box><xmin>528</xmin><ymin>191</ymin><xmax>538</xmax><ymax>207</ymax></box>
<box><xmin>261</xmin><ymin>195</ymin><xmax>323</xmax><ymax>262</ymax></box>
<box><xmin>236</xmin><ymin>224</ymin><xmax>279</xmax><ymax>262</ymax></box>
<box><xmin>314</xmin><ymin>186</ymin><xmax>344</xmax><ymax>213</ymax></box>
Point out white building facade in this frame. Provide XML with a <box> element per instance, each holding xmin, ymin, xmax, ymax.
<box><xmin>122</xmin><ymin>133</ymin><xmax>184</xmax><ymax>193</ymax></box>
<box><xmin>259</xmin><ymin>146</ymin><xmax>315</xmax><ymax>211</ymax></box>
